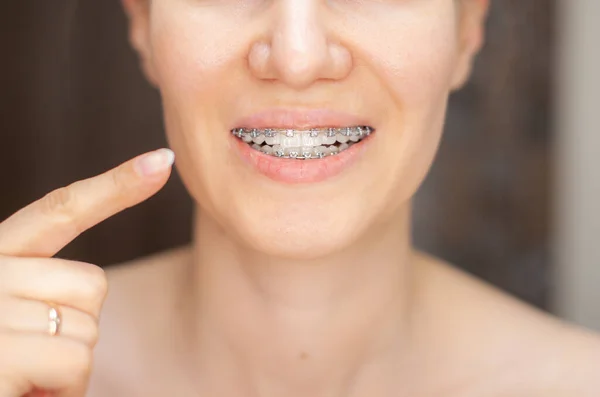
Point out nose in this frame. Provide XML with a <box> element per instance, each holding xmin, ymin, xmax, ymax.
<box><xmin>248</xmin><ymin>0</ymin><xmax>352</xmax><ymax>89</ymax></box>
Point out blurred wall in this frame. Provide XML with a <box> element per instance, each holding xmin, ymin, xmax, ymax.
<box><xmin>415</xmin><ymin>1</ymin><xmax>554</xmax><ymax>308</ymax></box>
<box><xmin>553</xmin><ymin>0</ymin><xmax>600</xmax><ymax>330</ymax></box>
<box><xmin>1</xmin><ymin>1</ymin><xmax>553</xmax><ymax>309</ymax></box>
<box><xmin>1</xmin><ymin>1</ymin><xmax>193</xmax><ymax>267</ymax></box>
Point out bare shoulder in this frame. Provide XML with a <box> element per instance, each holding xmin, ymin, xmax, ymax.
<box><xmin>413</xmin><ymin>251</ymin><xmax>600</xmax><ymax>396</ymax></box>
<box><xmin>552</xmin><ymin>329</ymin><xmax>600</xmax><ymax>396</ymax></box>
<box><xmin>88</xmin><ymin>245</ymin><xmax>193</xmax><ymax>396</ymax></box>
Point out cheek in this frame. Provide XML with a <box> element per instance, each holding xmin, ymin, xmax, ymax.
<box><xmin>147</xmin><ymin>6</ymin><xmax>252</xmax><ymax>208</ymax></box>
<box><xmin>149</xmin><ymin>8</ymin><xmax>245</xmax><ymax>100</ymax></box>
<box><xmin>358</xmin><ymin>9</ymin><xmax>459</xmax><ymax>108</ymax></box>
<box><xmin>341</xmin><ymin>4</ymin><xmax>459</xmax><ymax>211</ymax></box>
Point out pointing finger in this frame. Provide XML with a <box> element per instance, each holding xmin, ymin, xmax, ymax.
<box><xmin>0</xmin><ymin>148</ymin><xmax>175</xmax><ymax>258</ymax></box>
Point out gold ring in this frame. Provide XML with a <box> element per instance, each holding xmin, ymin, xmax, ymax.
<box><xmin>48</xmin><ymin>304</ymin><xmax>62</xmax><ymax>336</ymax></box>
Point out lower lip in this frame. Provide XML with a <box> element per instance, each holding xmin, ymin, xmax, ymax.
<box><xmin>231</xmin><ymin>134</ymin><xmax>374</xmax><ymax>184</ymax></box>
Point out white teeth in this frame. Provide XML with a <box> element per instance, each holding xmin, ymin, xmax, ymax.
<box><xmin>301</xmin><ymin>132</ymin><xmax>323</xmax><ymax>146</ymax></box>
<box><xmin>276</xmin><ymin>133</ymin><xmax>325</xmax><ymax>149</ymax></box>
<box><xmin>273</xmin><ymin>145</ymin><xmax>284</xmax><ymax>157</ymax></box>
<box><xmin>233</xmin><ymin>126</ymin><xmax>373</xmax><ymax>159</ymax></box>
<box><xmin>315</xmin><ymin>147</ymin><xmax>328</xmax><ymax>158</ymax></box>
<box><xmin>281</xmin><ymin>135</ymin><xmax>302</xmax><ymax>147</ymax></box>
<box><xmin>286</xmin><ymin>147</ymin><xmax>300</xmax><ymax>158</ymax></box>
<box><xmin>265</xmin><ymin>135</ymin><xmax>277</xmax><ymax>145</ymax></box>
<box><xmin>234</xmin><ymin>126</ymin><xmax>373</xmax><ymax>138</ymax></box>
<box><xmin>336</xmin><ymin>134</ymin><xmax>349</xmax><ymax>144</ymax></box>
<box><xmin>301</xmin><ymin>148</ymin><xmax>313</xmax><ymax>159</ymax></box>
<box><xmin>324</xmin><ymin>135</ymin><xmax>337</xmax><ymax>145</ymax></box>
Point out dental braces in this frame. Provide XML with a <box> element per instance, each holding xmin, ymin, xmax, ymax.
<box><xmin>247</xmin><ymin>142</ymin><xmax>357</xmax><ymax>160</ymax></box>
<box><xmin>231</xmin><ymin>126</ymin><xmax>373</xmax><ymax>139</ymax></box>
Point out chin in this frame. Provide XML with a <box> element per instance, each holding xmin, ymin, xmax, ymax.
<box><xmin>227</xmin><ymin>203</ymin><xmax>368</xmax><ymax>261</ymax></box>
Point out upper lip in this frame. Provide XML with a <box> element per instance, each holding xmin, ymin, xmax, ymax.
<box><xmin>231</xmin><ymin>108</ymin><xmax>374</xmax><ymax>130</ymax></box>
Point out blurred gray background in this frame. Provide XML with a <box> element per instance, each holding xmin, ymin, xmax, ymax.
<box><xmin>1</xmin><ymin>1</ymin><xmax>597</xmax><ymax>328</ymax></box>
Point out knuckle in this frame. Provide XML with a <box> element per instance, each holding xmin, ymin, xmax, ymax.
<box><xmin>87</xmin><ymin>266</ymin><xmax>108</xmax><ymax>299</ymax></box>
<box><xmin>80</xmin><ymin>265</ymin><xmax>108</xmax><ymax>306</ymax></box>
<box><xmin>110</xmin><ymin>166</ymin><xmax>133</xmax><ymax>199</ymax></box>
<box><xmin>53</xmin><ymin>260</ymin><xmax>107</xmax><ymax>314</ymax></box>
<box><xmin>40</xmin><ymin>186</ymin><xmax>76</xmax><ymax>220</ymax></box>
<box><xmin>82</xmin><ymin>315</ymin><xmax>100</xmax><ymax>347</ymax></box>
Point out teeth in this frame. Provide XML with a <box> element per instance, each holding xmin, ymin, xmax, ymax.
<box><xmin>273</xmin><ymin>145</ymin><xmax>285</xmax><ymax>157</ymax></box>
<box><xmin>302</xmin><ymin>148</ymin><xmax>313</xmax><ymax>159</ymax></box>
<box><xmin>233</xmin><ymin>126</ymin><xmax>374</xmax><ymax>159</ymax></box>
<box><xmin>234</xmin><ymin>126</ymin><xmax>372</xmax><ymax>138</ymax></box>
<box><xmin>324</xmin><ymin>135</ymin><xmax>337</xmax><ymax>145</ymax></box>
<box><xmin>281</xmin><ymin>135</ymin><xmax>302</xmax><ymax>147</ymax></box>
<box><xmin>336</xmin><ymin>133</ymin><xmax>349</xmax><ymax>144</ymax></box>
<box><xmin>314</xmin><ymin>147</ymin><xmax>326</xmax><ymax>158</ymax></box>
<box><xmin>286</xmin><ymin>147</ymin><xmax>300</xmax><ymax>158</ymax></box>
<box><xmin>301</xmin><ymin>133</ymin><xmax>322</xmax><ymax>146</ymax></box>
<box><xmin>265</xmin><ymin>135</ymin><xmax>277</xmax><ymax>145</ymax></box>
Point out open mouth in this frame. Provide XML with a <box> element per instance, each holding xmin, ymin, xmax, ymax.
<box><xmin>231</xmin><ymin>126</ymin><xmax>374</xmax><ymax>160</ymax></box>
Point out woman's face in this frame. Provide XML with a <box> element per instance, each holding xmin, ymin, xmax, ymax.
<box><xmin>124</xmin><ymin>0</ymin><xmax>487</xmax><ymax>259</ymax></box>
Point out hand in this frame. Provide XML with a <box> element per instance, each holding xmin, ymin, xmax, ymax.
<box><xmin>0</xmin><ymin>148</ymin><xmax>175</xmax><ymax>397</ymax></box>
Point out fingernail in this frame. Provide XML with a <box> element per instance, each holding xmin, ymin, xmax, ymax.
<box><xmin>136</xmin><ymin>148</ymin><xmax>175</xmax><ymax>177</ymax></box>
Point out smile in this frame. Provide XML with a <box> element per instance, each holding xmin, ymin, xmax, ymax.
<box><xmin>231</xmin><ymin>126</ymin><xmax>374</xmax><ymax>160</ymax></box>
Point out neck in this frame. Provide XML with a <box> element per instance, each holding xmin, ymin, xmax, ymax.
<box><xmin>183</xmin><ymin>204</ymin><xmax>416</xmax><ymax>397</ymax></box>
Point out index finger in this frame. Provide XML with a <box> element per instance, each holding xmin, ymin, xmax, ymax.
<box><xmin>0</xmin><ymin>148</ymin><xmax>175</xmax><ymax>258</ymax></box>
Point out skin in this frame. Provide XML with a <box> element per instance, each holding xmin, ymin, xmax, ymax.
<box><xmin>0</xmin><ymin>149</ymin><xmax>174</xmax><ymax>397</ymax></box>
<box><xmin>0</xmin><ymin>0</ymin><xmax>599</xmax><ymax>396</ymax></box>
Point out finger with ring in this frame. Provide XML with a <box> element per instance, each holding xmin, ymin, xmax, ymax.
<box><xmin>0</xmin><ymin>297</ymin><xmax>99</xmax><ymax>346</ymax></box>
